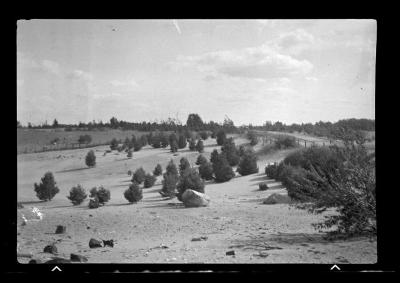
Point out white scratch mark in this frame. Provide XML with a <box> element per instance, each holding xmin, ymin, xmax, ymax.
<box><xmin>173</xmin><ymin>20</ymin><xmax>182</xmax><ymax>35</ymax></box>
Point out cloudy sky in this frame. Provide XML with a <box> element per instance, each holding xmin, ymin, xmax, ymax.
<box><xmin>17</xmin><ymin>19</ymin><xmax>376</xmax><ymax>126</ymax></box>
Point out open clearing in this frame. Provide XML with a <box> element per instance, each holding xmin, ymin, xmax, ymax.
<box><xmin>17</xmin><ymin>135</ymin><xmax>376</xmax><ymax>263</ymax></box>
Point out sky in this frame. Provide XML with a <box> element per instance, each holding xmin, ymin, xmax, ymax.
<box><xmin>17</xmin><ymin>19</ymin><xmax>376</xmax><ymax>126</ymax></box>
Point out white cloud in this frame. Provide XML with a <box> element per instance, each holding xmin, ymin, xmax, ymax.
<box><xmin>173</xmin><ymin>43</ymin><xmax>313</xmax><ymax>80</ymax></box>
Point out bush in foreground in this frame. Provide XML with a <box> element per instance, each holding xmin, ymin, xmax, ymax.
<box><xmin>144</xmin><ymin>173</ymin><xmax>156</xmax><ymax>188</ymax></box>
<box><xmin>34</xmin><ymin>172</ymin><xmax>60</xmax><ymax>201</ymax></box>
<box><xmin>132</xmin><ymin>167</ymin><xmax>146</xmax><ymax>184</ymax></box>
<box><xmin>89</xmin><ymin>186</ymin><xmax>110</xmax><ymax>206</ymax></box>
<box><xmin>153</xmin><ymin>164</ymin><xmax>163</xmax><ymax>176</ymax></box>
<box><xmin>188</xmin><ymin>138</ymin><xmax>196</xmax><ymax>151</ymax></box>
<box><xmin>221</xmin><ymin>138</ymin><xmax>240</xmax><ymax>166</ymax></box>
<box><xmin>67</xmin><ymin>185</ymin><xmax>87</xmax><ymax>205</ymax></box>
<box><xmin>110</xmin><ymin>138</ymin><xmax>119</xmax><ymax>150</ymax></box>
<box><xmin>178</xmin><ymin>134</ymin><xmax>187</xmax><ymax>149</ymax></box>
<box><xmin>124</xmin><ymin>182</ymin><xmax>143</xmax><ymax>203</ymax></box>
<box><xmin>85</xmin><ymin>150</ymin><xmax>96</xmax><ymax>167</ymax></box>
<box><xmin>176</xmin><ymin>168</ymin><xmax>205</xmax><ymax>201</ymax></box>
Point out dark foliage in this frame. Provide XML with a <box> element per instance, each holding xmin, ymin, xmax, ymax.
<box><xmin>176</xmin><ymin>168</ymin><xmax>205</xmax><ymax>201</ymax></box>
<box><xmin>34</xmin><ymin>172</ymin><xmax>60</xmax><ymax>201</ymax></box>
<box><xmin>124</xmin><ymin>182</ymin><xmax>143</xmax><ymax>203</ymax></box>
<box><xmin>67</xmin><ymin>185</ymin><xmax>87</xmax><ymax>205</ymax></box>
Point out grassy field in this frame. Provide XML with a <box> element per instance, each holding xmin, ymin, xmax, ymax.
<box><xmin>17</xmin><ymin>129</ymin><xmax>148</xmax><ymax>154</ymax></box>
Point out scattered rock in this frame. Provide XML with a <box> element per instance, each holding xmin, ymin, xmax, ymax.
<box><xmin>259</xmin><ymin>183</ymin><xmax>269</xmax><ymax>191</ymax></box>
<box><xmin>262</xmin><ymin>193</ymin><xmax>291</xmax><ymax>205</ymax></box>
<box><xmin>181</xmin><ymin>189</ymin><xmax>210</xmax><ymax>207</ymax></box>
<box><xmin>55</xmin><ymin>225</ymin><xmax>66</xmax><ymax>234</ymax></box>
<box><xmin>43</xmin><ymin>244</ymin><xmax>58</xmax><ymax>254</ymax></box>
<box><xmin>255</xmin><ymin>251</ymin><xmax>269</xmax><ymax>258</ymax></box>
<box><xmin>89</xmin><ymin>238</ymin><xmax>102</xmax><ymax>248</ymax></box>
<box><xmin>191</xmin><ymin>236</ymin><xmax>208</xmax><ymax>242</ymax></box>
<box><xmin>89</xmin><ymin>214</ymin><xmax>93</xmax><ymax>217</ymax></box>
<box><xmin>17</xmin><ymin>202</ymin><xmax>24</xmax><ymax>209</ymax></box>
<box><xmin>102</xmin><ymin>239</ymin><xmax>114</xmax><ymax>248</ymax></box>
<box><xmin>226</xmin><ymin>250</ymin><xmax>235</xmax><ymax>256</ymax></box>
<box><xmin>86</xmin><ymin>226</ymin><xmax>90</xmax><ymax>229</ymax></box>
<box><xmin>70</xmin><ymin>253</ymin><xmax>88</xmax><ymax>262</ymax></box>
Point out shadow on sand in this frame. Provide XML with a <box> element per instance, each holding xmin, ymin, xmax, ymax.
<box><xmin>56</xmin><ymin>167</ymin><xmax>90</xmax><ymax>173</ymax></box>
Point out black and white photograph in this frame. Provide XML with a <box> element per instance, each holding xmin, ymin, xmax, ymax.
<box><xmin>16</xmin><ymin>19</ymin><xmax>376</xmax><ymax>265</ymax></box>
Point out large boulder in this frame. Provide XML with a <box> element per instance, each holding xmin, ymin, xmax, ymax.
<box><xmin>262</xmin><ymin>193</ymin><xmax>291</xmax><ymax>205</ymax></box>
<box><xmin>89</xmin><ymin>238</ymin><xmax>102</xmax><ymax>248</ymax></box>
<box><xmin>181</xmin><ymin>189</ymin><xmax>210</xmax><ymax>208</ymax></box>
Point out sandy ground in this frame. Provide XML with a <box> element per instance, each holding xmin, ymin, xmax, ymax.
<box><xmin>17</xmin><ymin>136</ymin><xmax>377</xmax><ymax>264</ymax></box>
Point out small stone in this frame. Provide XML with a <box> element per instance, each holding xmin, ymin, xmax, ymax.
<box><xmin>43</xmin><ymin>244</ymin><xmax>57</xmax><ymax>254</ymax></box>
<box><xmin>226</xmin><ymin>250</ymin><xmax>235</xmax><ymax>256</ymax></box>
<box><xmin>55</xmin><ymin>225</ymin><xmax>66</xmax><ymax>234</ymax></box>
<box><xmin>29</xmin><ymin>259</ymin><xmax>41</xmax><ymax>264</ymax></box>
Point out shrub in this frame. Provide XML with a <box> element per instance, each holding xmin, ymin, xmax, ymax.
<box><xmin>124</xmin><ymin>182</ymin><xmax>143</xmax><ymax>203</ymax></box>
<box><xmin>88</xmin><ymin>196</ymin><xmax>100</xmax><ymax>209</ymax></box>
<box><xmin>196</xmin><ymin>155</ymin><xmax>208</xmax><ymax>166</ymax></box>
<box><xmin>264</xmin><ymin>163</ymin><xmax>279</xmax><ymax>178</ymax></box>
<box><xmin>210</xmin><ymin>149</ymin><xmax>219</xmax><ymax>164</ymax></box>
<box><xmin>160</xmin><ymin>133</ymin><xmax>169</xmax><ymax>148</ymax></box>
<box><xmin>179</xmin><ymin>157</ymin><xmax>191</xmax><ymax>176</ymax></box>
<box><xmin>144</xmin><ymin>173</ymin><xmax>156</xmax><ymax>188</ymax></box>
<box><xmin>213</xmin><ymin>153</ymin><xmax>235</xmax><ymax>183</ymax></box>
<box><xmin>196</xmin><ymin>139</ymin><xmax>204</xmax><ymax>153</ymax></box>
<box><xmin>78</xmin><ymin>134</ymin><xmax>92</xmax><ymax>144</ymax></box>
<box><xmin>170</xmin><ymin>140</ymin><xmax>178</xmax><ymax>153</ymax></box>
<box><xmin>34</xmin><ymin>172</ymin><xmax>60</xmax><ymax>201</ymax></box>
<box><xmin>247</xmin><ymin>131</ymin><xmax>258</xmax><ymax>146</ymax></box>
<box><xmin>127</xmin><ymin>170</ymin><xmax>132</xmax><ymax>176</ymax></box>
<box><xmin>160</xmin><ymin>160</ymin><xmax>179</xmax><ymax>197</ymax></box>
<box><xmin>110</xmin><ymin>138</ymin><xmax>119</xmax><ymax>150</ymax></box>
<box><xmin>221</xmin><ymin>138</ymin><xmax>240</xmax><ymax>166</ymax></box>
<box><xmin>133</xmin><ymin>140</ymin><xmax>143</xmax><ymax>152</ymax></box>
<box><xmin>161</xmin><ymin>173</ymin><xmax>179</xmax><ymax>198</ymax></box>
<box><xmin>176</xmin><ymin>168</ymin><xmax>205</xmax><ymax>201</ymax></box>
<box><xmin>274</xmin><ymin>135</ymin><xmax>297</xmax><ymax>149</ymax></box>
<box><xmin>127</xmin><ymin>150</ymin><xmax>133</xmax><ymax>158</ymax></box>
<box><xmin>165</xmin><ymin>159</ymin><xmax>179</xmax><ymax>178</ymax></box>
<box><xmin>237</xmin><ymin>148</ymin><xmax>259</xmax><ymax>176</ymax></box>
<box><xmin>67</xmin><ymin>185</ymin><xmax>87</xmax><ymax>205</ymax></box>
<box><xmin>199</xmin><ymin>162</ymin><xmax>214</xmax><ymax>180</ymax></box>
<box><xmin>89</xmin><ymin>186</ymin><xmax>110</xmax><ymax>205</ymax></box>
<box><xmin>153</xmin><ymin>164</ymin><xmax>163</xmax><ymax>176</ymax></box>
<box><xmin>199</xmin><ymin>131</ymin><xmax>209</xmax><ymax>140</ymax></box>
<box><xmin>211</xmin><ymin>131</ymin><xmax>217</xmax><ymax>139</ymax></box>
<box><xmin>85</xmin><ymin>150</ymin><xmax>96</xmax><ymax>167</ymax></box>
<box><xmin>132</xmin><ymin>167</ymin><xmax>146</xmax><ymax>184</ymax></box>
<box><xmin>188</xmin><ymin>138</ymin><xmax>196</xmax><ymax>151</ymax></box>
<box><xmin>140</xmin><ymin>135</ymin><xmax>148</xmax><ymax>146</ymax></box>
<box><xmin>169</xmin><ymin>133</ymin><xmax>178</xmax><ymax>146</ymax></box>
<box><xmin>178</xmin><ymin>134</ymin><xmax>187</xmax><ymax>149</ymax></box>
<box><xmin>117</xmin><ymin>145</ymin><xmax>124</xmax><ymax>152</ymax></box>
<box><xmin>151</xmin><ymin>134</ymin><xmax>162</xmax><ymax>148</ymax></box>
<box><xmin>283</xmin><ymin>146</ymin><xmax>344</xmax><ymax>173</ymax></box>
<box><xmin>216</xmin><ymin>130</ymin><xmax>227</xmax><ymax>146</ymax></box>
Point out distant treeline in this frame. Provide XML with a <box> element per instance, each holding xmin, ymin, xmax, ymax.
<box><xmin>17</xmin><ymin>115</ymin><xmax>374</xmax><ymax>138</ymax></box>
<box><xmin>247</xmin><ymin>118</ymin><xmax>375</xmax><ymax>138</ymax></box>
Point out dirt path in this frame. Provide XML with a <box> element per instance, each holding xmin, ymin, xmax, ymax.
<box><xmin>17</xmin><ymin>137</ymin><xmax>377</xmax><ymax>264</ymax></box>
